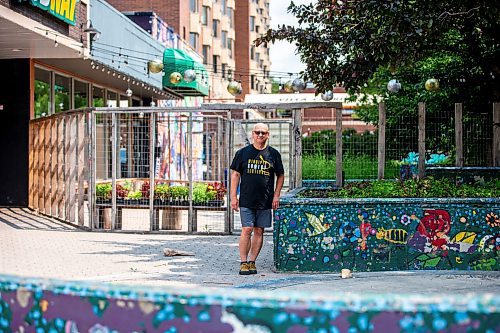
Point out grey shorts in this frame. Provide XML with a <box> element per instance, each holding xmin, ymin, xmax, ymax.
<box><xmin>240</xmin><ymin>207</ymin><xmax>272</xmax><ymax>228</ymax></box>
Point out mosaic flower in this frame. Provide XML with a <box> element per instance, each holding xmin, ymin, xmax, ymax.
<box><xmin>89</xmin><ymin>323</ymin><xmax>110</xmax><ymax>333</ymax></box>
<box><xmin>485</xmin><ymin>212</ymin><xmax>499</xmax><ymax>228</ymax></box>
<box><xmin>338</xmin><ymin>221</ymin><xmax>361</xmax><ymax>243</ymax></box>
<box><xmin>400</xmin><ymin>214</ymin><xmax>411</xmax><ymax>226</ymax></box>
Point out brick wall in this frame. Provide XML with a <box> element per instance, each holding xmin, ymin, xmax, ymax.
<box><xmin>4</xmin><ymin>0</ymin><xmax>87</xmax><ymax>44</ymax></box>
<box><xmin>106</xmin><ymin>0</ymin><xmax>182</xmax><ymax>33</ymax></box>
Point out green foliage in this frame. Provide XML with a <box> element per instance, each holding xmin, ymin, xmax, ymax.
<box><xmin>302</xmin><ymin>155</ymin><xmax>399</xmax><ymax>180</ymax></box>
<box><xmin>302</xmin><ymin>129</ymin><xmax>378</xmax><ymax>158</ymax></box>
<box><xmin>192</xmin><ymin>183</ymin><xmax>217</xmax><ymax>204</ymax></box>
<box><xmin>256</xmin><ymin>0</ymin><xmax>499</xmax><ymax>102</ymax></box>
<box><xmin>95</xmin><ymin>183</ymin><xmax>112</xmax><ymax>199</ymax></box>
<box><xmin>127</xmin><ymin>190</ymin><xmax>142</xmax><ymax>199</ymax></box>
<box><xmin>299</xmin><ymin>177</ymin><xmax>499</xmax><ymax>198</ymax></box>
<box><xmin>154</xmin><ymin>183</ymin><xmax>171</xmax><ymax>199</ymax></box>
<box><xmin>169</xmin><ymin>185</ymin><xmax>189</xmax><ymax>199</ymax></box>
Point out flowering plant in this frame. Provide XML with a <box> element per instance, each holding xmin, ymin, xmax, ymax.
<box><xmin>207</xmin><ymin>181</ymin><xmax>227</xmax><ymax>200</ymax></box>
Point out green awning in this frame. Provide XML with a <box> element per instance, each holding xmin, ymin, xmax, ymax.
<box><xmin>163</xmin><ymin>48</ymin><xmax>209</xmax><ymax>96</ymax></box>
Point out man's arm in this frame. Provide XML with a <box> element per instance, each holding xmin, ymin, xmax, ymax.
<box><xmin>272</xmin><ymin>174</ymin><xmax>285</xmax><ymax>210</ymax></box>
<box><xmin>230</xmin><ymin>170</ymin><xmax>241</xmax><ymax>212</ymax></box>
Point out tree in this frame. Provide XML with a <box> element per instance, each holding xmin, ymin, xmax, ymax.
<box><xmin>256</xmin><ymin>0</ymin><xmax>499</xmax><ymax>102</ymax></box>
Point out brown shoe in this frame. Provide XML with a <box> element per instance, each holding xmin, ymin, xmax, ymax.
<box><xmin>239</xmin><ymin>262</ymin><xmax>251</xmax><ymax>275</ymax></box>
<box><xmin>248</xmin><ymin>261</ymin><xmax>257</xmax><ymax>274</ymax></box>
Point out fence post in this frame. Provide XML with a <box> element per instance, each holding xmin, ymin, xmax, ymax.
<box><xmin>227</xmin><ymin>111</ymin><xmax>233</xmax><ymax>234</ymax></box>
<box><xmin>377</xmin><ymin>102</ymin><xmax>386</xmax><ymax>179</ymax></box>
<box><xmin>89</xmin><ymin>111</ymin><xmax>96</xmax><ymax>230</ymax></box>
<box><xmin>455</xmin><ymin>103</ymin><xmax>464</xmax><ymax>167</ymax></box>
<box><xmin>493</xmin><ymin>103</ymin><xmax>500</xmax><ymax>167</ymax></box>
<box><xmin>335</xmin><ymin>108</ymin><xmax>343</xmax><ymax>186</ymax></box>
<box><xmin>187</xmin><ymin>111</ymin><xmax>195</xmax><ymax>233</ymax></box>
<box><xmin>292</xmin><ymin>108</ymin><xmax>302</xmax><ymax>189</ymax></box>
<box><xmin>111</xmin><ymin>112</ymin><xmax>117</xmax><ymax>230</ymax></box>
<box><xmin>418</xmin><ymin>102</ymin><xmax>426</xmax><ymax>179</ymax></box>
<box><xmin>149</xmin><ymin>112</ymin><xmax>156</xmax><ymax>231</ymax></box>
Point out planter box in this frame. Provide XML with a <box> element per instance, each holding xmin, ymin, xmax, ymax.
<box><xmin>275</xmin><ymin>189</ymin><xmax>500</xmax><ymax>272</ymax></box>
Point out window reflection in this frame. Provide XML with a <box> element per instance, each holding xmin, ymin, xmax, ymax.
<box><xmin>54</xmin><ymin>74</ymin><xmax>70</xmax><ymax>113</ymax></box>
<box><xmin>34</xmin><ymin>67</ymin><xmax>51</xmax><ymax>118</ymax></box>
<box><xmin>74</xmin><ymin>80</ymin><xmax>89</xmax><ymax>109</ymax></box>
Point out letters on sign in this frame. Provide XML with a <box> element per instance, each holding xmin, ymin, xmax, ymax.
<box><xmin>27</xmin><ymin>0</ymin><xmax>78</xmax><ymax>26</ymax></box>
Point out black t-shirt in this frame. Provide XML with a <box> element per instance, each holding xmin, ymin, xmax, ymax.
<box><xmin>230</xmin><ymin>144</ymin><xmax>284</xmax><ymax>209</ymax></box>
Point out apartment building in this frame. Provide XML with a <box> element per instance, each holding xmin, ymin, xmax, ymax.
<box><xmin>235</xmin><ymin>0</ymin><xmax>272</xmax><ymax>98</ymax></box>
<box><xmin>103</xmin><ymin>0</ymin><xmax>271</xmax><ymax>102</ymax></box>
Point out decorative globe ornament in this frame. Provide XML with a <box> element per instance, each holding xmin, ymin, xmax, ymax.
<box><xmin>125</xmin><ymin>88</ymin><xmax>133</xmax><ymax>97</ymax></box>
<box><xmin>183</xmin><ymin>69</ymin><xmax>197</xmax><ymax>83</ymax></box>
<box><xmin>227</xmin><ymin>81</ymin><xmax>242</xmax><ymax>96</ymax></box>
<box><xmin>425</xmin><ymin>78</ymin><xmax>439</xmax><ymax>91</ymax></box>
<box><xmin>150</xmin><ymin>100</ymin><xmax>156</xmax><ymax>107</ymax></box>
<box><xmin>292</xmin><ymin>78</ymin><xmax>306</xmax><ymax>92</ymax></box>
<box><xmin>283</xmin><ymin>80</ymin><xmax>294</xmax><ymax>93</ymax></box>
<box><xmin>387</xmin><ymin>79</ymin><xmax>401</xmax><ymax>93</ymax></box>
<box><xmin>169</xmin><ymin>72</ymin><xmax>182</xmax><ymax>85</ymax></box>
<box><xmin>321</xmin><ymin>91</ymin><xmax>333</xmax><ymax>101</ymax></box>
<box><xmin>148</xmin><ymin>59</ymin><xmax>164</xmax><ymax>74</ymax></box>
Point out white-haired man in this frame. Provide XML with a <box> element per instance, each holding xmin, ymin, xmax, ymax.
<box><xmin>230</xmin><ymin>123</ymin><xmax>285</xmax><ymax>275</ymax></box>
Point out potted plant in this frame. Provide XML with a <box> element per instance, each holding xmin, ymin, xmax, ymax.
<box><xmin>154</xmin><ymin>183</ymin><xmax>171</xmax><ymax>206</ymax></box>
<box><xmin>96</xmin><ymin>183</ymin><xmax>112</xmax><ymax>204</ymax></box>
<box><xmin>170</xmin><ymin>185</ymin><xmax>189</xmax><ymax>205</ymax></box>
<box><xmin>207</xmin><ymin>181</ymin><xmax>226</xmax><ymax>206</ymax></box>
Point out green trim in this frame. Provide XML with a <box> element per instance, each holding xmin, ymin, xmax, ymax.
<box><xmin>163</xmin><ymin>48</ymin><xmax>209</xmax><ymax>96</ymax></box>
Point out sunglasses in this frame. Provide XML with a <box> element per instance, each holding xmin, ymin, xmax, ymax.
<box><xmin>253</xmin><ymin>131</ymin><xmax>268</xmax><ymax>136</ymax></box>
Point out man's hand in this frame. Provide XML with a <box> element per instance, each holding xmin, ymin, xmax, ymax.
<box><xmin>272</xmin><ymin>195</ymin><xmax>280</xmax><ymax>210</ymax></box>
<box><xmin>231</xmin><ymin>197</ymin><xmax>239</xmax><ymax>212</ymax></box>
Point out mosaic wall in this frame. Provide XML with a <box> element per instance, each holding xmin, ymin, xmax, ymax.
<box><xmin>0</xmin><ymin>275</ymin><xmax>499</xmax><ymax>332</ymax></box>
<box><xmin>275</xmin><ymin>197</ymin><xmax>500</xmax><ymax>272</ymax></box>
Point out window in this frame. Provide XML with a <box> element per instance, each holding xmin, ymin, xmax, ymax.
<box><xmin>189</xmin><ymin>0</ymin><xmax>198</xmax><ymax>12</ymax></box>
<box><xmin>255</xmin><ymin>25</ymin><xmax>260</xmax><ymax>33</ymax></box>
<box><xmin>212</xmin><ymin>19</ymin><xmax>219</xmax><ymax>37</ymax></box>
<box><xmin>221</xmin><ymin>63</ymin><xmax>226</xmax><ymax>79</ymax></box>
<box><xmin>212</xmin><ymin>55</ymin><xmax>219</xmax><ymax>73</ymax></box>
<box><xmin>202</xmin><ymin>45</ymin><xmax>210</xmax><ymax>64</ymax></box>
<box><xmin>227</xmin><ymin>69</ymin><xmax>233</xmax><ymax>81</ymax></box>
<box><xmin>227</xmin><ymin>38</ymin><xmax>233</xmax><ymax>58</ymax></box>
<box><xmin>250</xmin><ymin>46</ymin><xmax>255</xmax><ymax>60</ymax></box>
<box><xmin>189</xmin><ymin>32</ymin><xmax>199</xmax><ymax>49</ymax></box>
<box><xmin>251</xmin><ymin>75</ymin><xmax>255</xmax><ymax>90</ymax></box>
<box><xmin>93</xmin><ymin>86</ymin><xmax>105</xmax><ymax>107</ymax></box>
<box><xmin>106</xmin><ymin>90</ymin><xmax>118</xmax><ymax>108</ymax></box>
<box><xmin>74</xmin><ymin>80</ymin><xmax>89</xmax><ymax>109</ymax></box>
<box><xmin>250</xmin><ymin>16</ymin><xmax>255</xmax><ymax>31</ymax></box>
<box><xmin>221</xmin><ymin>30</ymin><xmax>227</xmax><ymax>48</ymax></box>
<box><xmin>255</xmin><ymin>52</ymin><xmax>260</xmax><ymax>63</ymax></box>
<box><xmin>34</xmin><ymin>67</ymin><xmax>51</xmax><ymax>118</ymax></box>
<box><xmin>221</xmin><ymin>0</ymin><xmax>227</xmax><ymax>15</ymax></box>
<box><xmin>201</xmin><ymin>6</ymin><xmax>209</xmax><ymax>25</ymax></box>
<box><xmin>54</xmin><ymin>74</ymin><xmax>70</xmax><ymax>113</ymax></box>
<box><xmin>228</xmin><ymin>8</ymin><xmax>234</xmax><ymax>28</ymax></box>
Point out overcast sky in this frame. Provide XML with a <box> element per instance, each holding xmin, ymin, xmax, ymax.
<box><xmin>269</xmin><ymin>0</ymin><xmax>313</xmax><ymax>82</ymax></box>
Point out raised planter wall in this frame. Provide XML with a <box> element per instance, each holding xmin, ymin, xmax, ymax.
<box><xmin>1</xmin><ymin>275</ymin><xmax>499</xmax><ymax>332</ymax></box>
<box><xmin>275</xmin><ymin>191</ymin><xmax>499</xmax><ymax>272</ymax></box>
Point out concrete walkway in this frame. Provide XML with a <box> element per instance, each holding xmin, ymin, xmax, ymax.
<box><xmin>1</xmin><ymin>208</ymin><xmax>499</xmax><ymax>295</ymax></box>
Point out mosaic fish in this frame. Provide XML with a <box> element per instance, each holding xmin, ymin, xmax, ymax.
<box><xmin>305</xmin><ymin>212</ymin><xmax>331</xmax><ymax>236</ymax></box>
<box><xmin>376</xmin><ymin>228</ymin><xmax>408</xmax><ymax>244</ymax></box>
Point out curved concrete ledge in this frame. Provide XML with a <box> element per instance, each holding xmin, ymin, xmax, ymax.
<box><xmin>0</xmin><ymin>274</ymin><xmax>499</xmax><ymax>332</ymax></box>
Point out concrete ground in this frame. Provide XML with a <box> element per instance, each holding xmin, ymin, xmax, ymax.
<box><xmin>1</xmin><ymin>207</ymin><xmax>499</xmax><ymax>295</ymax></box>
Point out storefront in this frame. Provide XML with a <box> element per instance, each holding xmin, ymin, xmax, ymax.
<box><xmin>0</xmin><ymin>0</ymin><xmax>181</xmax><ymax>206</ymax></box>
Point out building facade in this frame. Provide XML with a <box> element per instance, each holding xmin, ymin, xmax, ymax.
<box><xmin>0</xmin><ymin>0</ymin><xmax>181</xmax><ymax>206</ymax></box>
<box><xmin>104</xmin><ymin>0</ymin><xmax>271</xmax><ymax>102</ymax></box>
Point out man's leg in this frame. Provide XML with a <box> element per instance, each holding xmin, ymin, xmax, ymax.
<box><xmin>239</xmin><ymin>227</ymin><xmax>253</xmax><ymax>262</ymax></box>
<box><xmin>248</xmin><ymin>227</ymin><xmax>264</xmax><ymax>262</ymax></box>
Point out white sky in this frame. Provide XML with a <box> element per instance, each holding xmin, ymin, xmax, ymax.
<box><xmin>269</xmin><ymin>0</ymin><xmax>313</xmax><ymax>82</ymax></box>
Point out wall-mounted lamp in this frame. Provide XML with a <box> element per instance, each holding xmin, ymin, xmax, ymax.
<box><xmin>83</xmin><ymin>20</ymin><xmax>101</xmax><ymax>41</ymax></box>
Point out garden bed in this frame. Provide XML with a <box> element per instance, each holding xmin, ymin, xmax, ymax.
<box><xmin>274</xmin><ymin>180</ymin><xmax>499</xmax><ymax>273</ymax></box>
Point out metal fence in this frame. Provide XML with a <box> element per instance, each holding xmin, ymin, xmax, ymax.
<box><xmin>301</xmin><ymin>102</ymin><xmax>500</xmax><ymax>183</ymax></box>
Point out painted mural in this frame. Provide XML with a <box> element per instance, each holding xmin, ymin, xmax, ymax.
<box><xmin>0</xmin><ymin>275</ymin><xmax>499</xmax><ymax>332</ymax></box>
<box><xmin>275</xmin><ymin>197</ymin><xmax>499</xmax><ymax>272</ymax></box>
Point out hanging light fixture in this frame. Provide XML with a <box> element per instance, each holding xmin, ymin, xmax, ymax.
<box><xmin>283</xmin><ymin>80</ymin><xmax>294</xmax><ymax>93</ymax></box>
<box><xmin>148</xmin><ymin>59</ymin><xmax>164</xmax><ymax>74</ymax></box>
<box><xmin>183</xmin><ymin>69</ymin><xmax>197</xmax><ymax>83</ymax></box>
<box><xmin>292</xmin><ymin>78</ymin><xmax>306</xmax><ymax>92</ymax></box>
<box><xmin>387</xmin><ymin>79</ymin><xmax>401</xmax><ymax>93</ymax></box>
<box><xmin>425</xmin><ymin>78</ymin><xmax>439</xmax><ymax>91</ymax></box>
<box><xmin>227</xmin><ymin>81</ymin><xmax>242</xmax><ymax>96</ymax></box>
<box><xmin>169</xmin><ymin>72</ymin><xmax>182</xmax><ymax>84</ymax></box>
<box><xmin>321</xmin><ymin>91</ymin><xmax>334</xmax><ymax>101</ymax></box>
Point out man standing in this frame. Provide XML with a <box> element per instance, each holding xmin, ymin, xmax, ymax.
<box><xmin>230</xmin><ymin>123</ymin><xmax>285</xmax><ymax>275</ymax></box>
